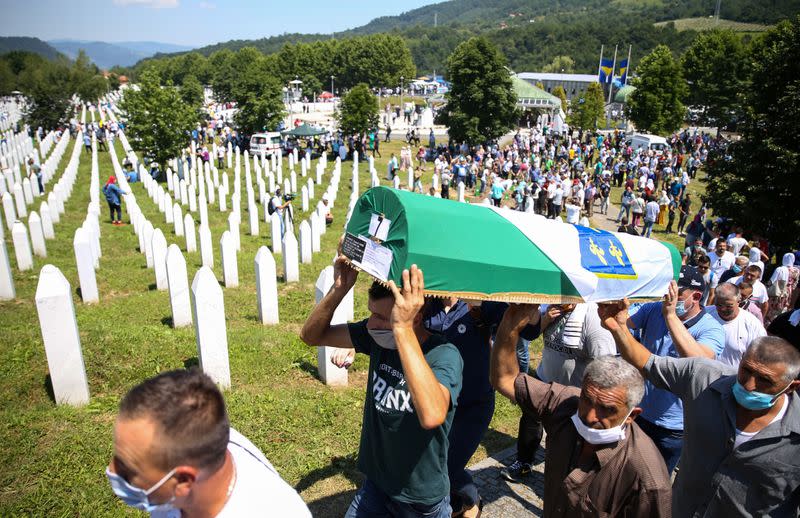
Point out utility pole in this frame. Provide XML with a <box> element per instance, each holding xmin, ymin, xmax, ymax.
<box><xmin>434</xmin><ymin>12</ymin><xmax>438</xmax><ymax>27</ymax></box>
<box><xmin>714</xmin><ymin>0</ymin><xmax>721</xmax><ymax>24</ymax></box>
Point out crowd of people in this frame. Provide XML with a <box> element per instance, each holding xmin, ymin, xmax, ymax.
<box><xmin>100</xmin><ymin>117</ymin><xmax>800</xmax><ymax>516</ymax></box>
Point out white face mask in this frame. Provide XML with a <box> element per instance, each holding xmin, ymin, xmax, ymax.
<box><xmin>367</xmin><ymin>329</ymin><xmax>397</xmax><ymax>350</ymax></box>
<box><xmin>571</xmin><ymin>407</ymin><xmax>634</xmax><ymax>445</ymax></box>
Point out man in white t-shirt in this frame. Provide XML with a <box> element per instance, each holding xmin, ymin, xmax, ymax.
<box><xmin>107</xmin><ymin>369</ymin><xmax>310</xmax><ymax>517</ymax></box>
<box><xmin>706</xmin><ymin>283</ymin><xmax>766</xmax><ymax>368</ymax></box>
<box><xmin>729</xmin><ymin>264</ymin><xmax>769</xmax><ymax>316</ymax></box>
<box><xmin>726</xmin><ymin>229</ymin><xmax>748</xmax><ymax>256</ymax></box>
<box><xmin>564</xmin><ymin>197</ymin><xmax>581</xmax><ymax>224</ymax></box>
<box><xmin>707</xmin><ymin>240</ymin><xmax>735</xmax><ymax>281</ymax></box>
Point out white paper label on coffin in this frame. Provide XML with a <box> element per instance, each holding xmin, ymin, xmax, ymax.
<box><xmin>368</xmin><ymin>213</ymin><xmax>392</xmax><ymax>241</ymax></box>
<box><xmin>343</xmin><ymin>232</ymin><xmax>392</xmax><ymax>282</ymax></box>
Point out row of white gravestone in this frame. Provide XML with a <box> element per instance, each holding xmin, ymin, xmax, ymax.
<box><xmin>0</xmin><ymin>133</ymin><xmax>83</xmax><ymax>300</ymax></box>
<box><xmin>31</xmin><ymin>260</ymin><xmax>233</xmax><ymax>406</ymax></box>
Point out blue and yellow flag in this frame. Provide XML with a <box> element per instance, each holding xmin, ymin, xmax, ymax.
<box><xmin>599</xmin><ymin>58</ymin><xmax>614</xmax><ymax>84</ymax></box>
<box><xmin>617</xmin><ymin>59</ymin><xmax>629</xmax><ymax>84</ymax></box>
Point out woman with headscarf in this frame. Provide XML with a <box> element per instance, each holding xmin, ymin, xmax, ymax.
<box><xmin>766</xmin><ymin>253</ymin><xmax>800</xmax><ymax>325</ymax></box>
<box><xmin>102</xmin><ymin>175</ymin><xmax>127</xmax><ymax>225</ymax></box>
<box><xmin>748</xmin><ymin>247</ymin><xmax>765</xmax><ymax>280</ymax></box>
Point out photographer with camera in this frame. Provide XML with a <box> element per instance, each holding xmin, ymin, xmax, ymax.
<box><xmin>268</xmin><ymin>187</ymin><xmax>293</xmax><ymax>237</ymax></box>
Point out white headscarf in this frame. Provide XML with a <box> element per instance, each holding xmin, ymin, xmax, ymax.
<box><xmin>749</xmin><ymin>247</ymin><xmax>765</xmax><ymax>279</ymax></box>
<box><xmin>770</xmin><ymin>252</ymin><xmax>796</xmax><ymax>284</ymax></box>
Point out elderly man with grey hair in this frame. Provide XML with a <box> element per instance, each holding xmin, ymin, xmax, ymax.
<box><xmin>707</xmin><ymin>282</ymin><xmax>766</xmax><ymax>368</ymax></box>
<box><xmin>491</xmin><ymin>304</ymin><xmax>672</xmax><ymax>518</ymax></box>
<box><xmin>600</xmin><ymin>298</ymin><xmax>800</xmax><ymax>517</ymax></box>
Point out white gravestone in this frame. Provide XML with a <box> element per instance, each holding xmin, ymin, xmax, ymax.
<box><xmin>228</xmin><ymin>212</ymin><xmax>241</xmax><ymax>251</ymax></box>
<box><xmin>28</xmin><ymin>211</ymin><xmax>46</xmax><ymax>257</ymax></box>
<box><xmin>173</xmin><ymin>203</ymin><xmax>184</xmax><ymax>236</ymax></box>
<box><xmin>314</xmin><ymin>266</ymin><xmax>348</xmax><ymax>386</ymax></box>
<box><xmin>270</xmin><ymin>212</ymin><xmax>282</xmax><ymax>255</ymax></box>
<box><xmin>199</xmin><ymin>223</ymin><xmax>213</xmax><ymax>268</ymax></box>
<box><xmin>35</xmin><ymin>264</ymin><xmax>90</xmax><ymax>405</ymax></box>
<box><xmin>0</xmin><ymin>240</ymin><xmax>16</xmax><ymax>300</ymax></box>
<box><xmin>282</xmin><ymin>231</ymin><xmax>299</xmax><ymax>283</ymax></box>
<box><xmin>254</xmin><ymin>247</ymin><xmax>279</xmax><ymax>324</ymax></box>
<box><xmin>11</xmin><ymin>221</ymin><xmax>33</xmax><ymax>271</ymax></box>
<box><xmin>3</xmin><ymin>192</ymin><xmax>17</xmax><ymax>231</ymax></box>
<box><xmin>248</xmin><ymin>201</ymin><xmax>259</xmax><ymax>237</ymax></box>
<box><xmin>220</xmin><ymin>231</ymin><xmax>239</xmax><ymax>288</ymax></box>
<box><xmin>299</xmin><ymin>220</ymin><xmax>312</xmax><ymax>264</ymax></box>
<box><xmin>40</xmin><ymin>202</ymin><xmax>54</xmax><ymax>239</ymax></box>
<box><xmin>142</xmin><ymin>221</ymin><xmax>154</xmax><ymax>268</ymax></box>
<box><xmin>218</xmin><ymin>185</ymin><xmax>227</xmax><ymax>212</ymax></box>
<box><xmin>184</xmin><ymin>214</ymin><xmax>197</xmax><ymax>253</ymax></box>
<box><xmin>13</xmin><ymin>183</ymin><xmax>27</xmax><ymax>218</ymax></box>
<box><xmin>309</xmin><ymin>212</ymin><xmax>322</xmax><ymax>253</ymax></box>
<box><xmin>166</xmin><ymin>244</ymin><xmax>192</xmax><ymax>328</ymax></box>
<box><xmin>191</xmin><ymin>266</ymin><xmax>231</xmax><ymax>389</ymax></box>
<box><xmin>151</xmin><ymin>229</ymin><xmax>168</xmax><ymax>291</ymax></box>
<box><xmin>73</xmin><ymin>228</ymin><xmax>98</xmax><ymax>303</ymax></box>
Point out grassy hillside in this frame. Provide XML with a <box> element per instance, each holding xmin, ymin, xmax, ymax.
<box><xmin>655</xmin><ymin>17</ymin><xmax>770</xmax><ymax>32</ymax></box>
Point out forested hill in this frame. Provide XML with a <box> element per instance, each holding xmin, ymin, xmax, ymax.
<box><xmin>137</xmin><ymin>0</ymin><xmax>800</xmax><ymax>77</ymax></box>
<box><xmin>0</xmin><ymin>37</ymin><xmax>63</xmax><ymax>61</ymax></box>
<box><xmin>340</xmin><ymin>0</ymin><xmax>799</xmax><ymax>35</ymax></box>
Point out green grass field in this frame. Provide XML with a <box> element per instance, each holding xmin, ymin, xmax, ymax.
<box><xmin>654</xmin><ymin>17</ymin><xmax>770</xmax><ymax>32</ymax></box>
<box><xmin>0</xmin><ymin>135</ymin><xmax>534</xmax><ymax>516</ymax></box>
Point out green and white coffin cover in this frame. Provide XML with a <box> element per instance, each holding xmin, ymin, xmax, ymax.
<box><xmin>343</xmin><ymin>187</ymin><xmax>680</xmax><ymax>303</ymax></box>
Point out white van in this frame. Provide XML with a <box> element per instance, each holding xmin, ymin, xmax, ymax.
<box><xmin>249</xmin><ymin>132</ymin><xmax>282</xmax><ymax>156</ymax></box>
<box><xmin>630</xmin><ymin>134</ymin><xmax>669</xmax><ymax>156</ymax></box>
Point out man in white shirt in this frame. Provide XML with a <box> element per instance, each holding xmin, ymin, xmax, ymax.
<box><xmin>726</xmin><ymin>229</ymin><xmax>748</xmax><ymax>256</ymax></box>
<box><xmin>107</xmin><ymin>369</ymin><xmax>310</xmax><ymax>517</ymax></box>
<box><xmin>706</xmin><ymin>283</ymin><xmax>766</xmax><ymax>368</ymax></box>
<box><xmin>730</xmin><ymin>264</ymin><xmax>769</xmax><ymax>316</ymax></box>
<box><xmin>564</xmin><ymin>197</ymin><xmax>581</xmax><ymax>224</ymax></box>
<box><xmin>707</xmin><ymin>240</ymin><xmax>735</xmax><ymax>281</ymax></box>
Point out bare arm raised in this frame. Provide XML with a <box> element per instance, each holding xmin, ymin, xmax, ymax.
<box><xmin>299</xmin><ymin>250</ymin><xmax>358</xmax><ymax>349</ymax></box>
<box><xmin>390</xmin><ymin>266</ymin><xmax>452</xmax><ymax>430</ymax></box>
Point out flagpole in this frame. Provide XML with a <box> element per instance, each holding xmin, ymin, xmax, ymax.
<box><xmin>624</xmin><ymin>45</ymin><xmax>632</xmax><ymax>87</ymax></box>
<box><xmin>607</xmin><ymin>44</ymin><xmax>618</xmax><ymax>104</ymax></box>
<box><xmin>597</xmin><ymin>44</ymin><xmax>604</xmax><ymax>81</ymax></box>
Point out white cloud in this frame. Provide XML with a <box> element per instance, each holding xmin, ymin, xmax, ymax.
<box><xmin>199</xmin><ymin>1</ymin><xmax>216</xmax><ymax>8</ymax></box>
<box><xmin>113</xmin><ymin>0</ymin><xmax>180</xmax><ymax>8</ymax></box>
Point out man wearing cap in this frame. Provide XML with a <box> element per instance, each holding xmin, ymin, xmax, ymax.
<box><xmin>609</xmin><ymin>266</ymin><xmax>725</xmax><ymax>473</ymax></box>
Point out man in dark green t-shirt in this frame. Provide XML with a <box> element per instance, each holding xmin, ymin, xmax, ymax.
<box><xmin>301</xmin><ymin>258</ymin><xmax>463</xmax><ymax>517</ymax></box>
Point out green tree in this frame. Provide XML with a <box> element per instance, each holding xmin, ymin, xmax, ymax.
<box><xmin>71</xmin><ymin>50</ymin><xmax>108</xmax><ymax>103</ymax></box>
<box><xmin>626</xmin><ymin>45</ymin><xmax>687</xmax><ymax>135</ymax></box>
<box><xmin>234</xmin><ymin>75</ymin><xmax>286</xmax><ymax>135</ymax></box>
<box><xmin>552</xmin><ymin>85</ymin><xmax>568</xmax><ymax>113</ymax></box>
<box><xmin>107</xmin><ymin>72</ymin><xmax>121</xmax><ymax>91</ymax></box>
<box><xmin>19</xmin><ymin>60</ymin><xmax>73</xmax><ymax>130</ymax></box>
<box><xmin>440</xmin><ymin>37</ymin><xmax>519</xmax><ymax>144</ymax></box>
<box><xmin>180</xmin><ymin>74</ymin><xmax>204</xmax><ymax>108</ymax></box>
<box><xmin>704</xmin><ymin>17</ymin><xmax>800</xmax><ymax>250</ymax></box>
<box><xmin>542</xmin><ymin>55</ymin><xmax>576</xmax><ymax>73</ymax></box>
<box><xmin>569</xmin><ymin>82</ymin><xmax>605</xmax><ymax>129</ymax></box>
<box><xmin>120</xmin><ymin>69</ymin><xmax>198</xmax><ymax>167</ymax></box>
<box><xmin>681</xmin><ymin>29</ymin><xmax>747</xmax><ymax>130</ymax></box>
<box><xmin>336</xmin><ymin>83</ymin><xmax>379</xmax><ymax>137</ymax></box>
<box><xmin>302</xmin><ymin>76</ymin><xmax>323</xmax><ymax>100</ymax></box>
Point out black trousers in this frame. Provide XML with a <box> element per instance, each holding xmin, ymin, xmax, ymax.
<box><xmin>107</xmin><ymin>201</ymin><xmax>121</xmax><ymax>222</ymax></box>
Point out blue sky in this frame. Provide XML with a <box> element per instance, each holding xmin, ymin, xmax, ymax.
<box><xmin>0</xmin><ymin>0</ymin><xmax>437</xmax><ymax>47</ymax></box>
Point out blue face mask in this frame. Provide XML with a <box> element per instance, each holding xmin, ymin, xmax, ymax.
<box><xmin>732</xmin><ymin>381</ymin><xmax>792</xmax><ymax>411</ymax></box>
<box><xmin>106</xmin><ymin>466</ymin><xmax>177</xmax><ymax>512</ymax></box>
<box><xmin>675</xmin><ymin>300</ymin><xmax>689</xmax><ymax>317</ymax></box>
<box><xmin>732</xmin><ymin>265</ymin><xmax>742</xmax><ymax>274</ymax></box>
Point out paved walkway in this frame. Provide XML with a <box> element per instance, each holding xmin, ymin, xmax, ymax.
<box><xmin>468</xmin><ymin>444</ymin><xmax>547</xmax><ymax>517</ymax></box>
